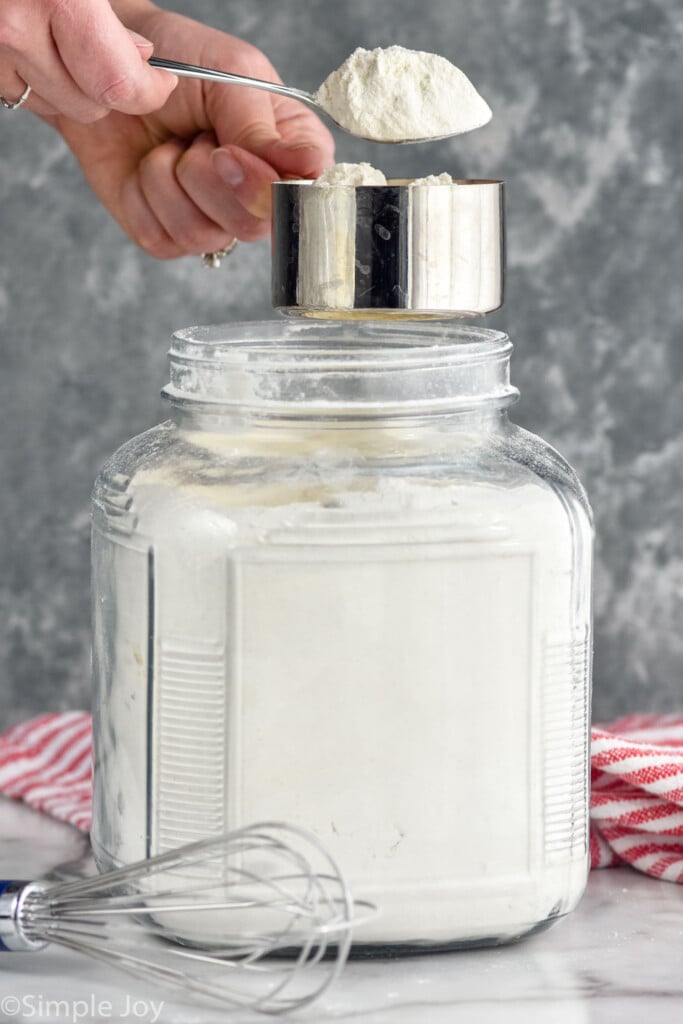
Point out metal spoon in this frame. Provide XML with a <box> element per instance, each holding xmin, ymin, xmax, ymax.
<box><xmin>148</xmin><ymin>56</ymin><xmax>453</xmax><ymax>144</ymax></box>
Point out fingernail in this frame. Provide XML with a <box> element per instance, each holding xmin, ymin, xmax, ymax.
<box><xmin>247</xmin><ymin>188</ymin><xmax>272</xmax><ymax>220</ymax></box>
<box><xmin>128</xmin><ymin>30</ymin><xmax>154</xmax><ymax>49</ymax></box>
<box><xmin>212</xmin><ymin>150</ymin><xmax>245</xmax><ymax>188</ymax></box>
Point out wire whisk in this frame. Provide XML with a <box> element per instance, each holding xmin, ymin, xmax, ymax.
<box><xmin>0</xmin><ymin>821</ymin><xmax>375</xmax><ymax>1016</ymax></box>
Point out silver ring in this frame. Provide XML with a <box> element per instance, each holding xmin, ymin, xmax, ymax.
<box><xmin>1</xmin><ymin>81</ymin><xmax>31</xmax><ymax>111</ymax></box>
<box><xmin>201</xmin><ymin>239</ymin><xmax>239</xmax><ymax>269</ymax></box>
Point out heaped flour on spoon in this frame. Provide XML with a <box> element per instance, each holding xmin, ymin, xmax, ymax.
<box><xmin>316</xmin><ymin>45</ymin><xmax>492</xmax><ymax>143</ymax></box>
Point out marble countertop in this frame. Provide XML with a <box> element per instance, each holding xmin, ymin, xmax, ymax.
<box><xmin>0</xmin><ymin>797</ymin><xmax>681</xmax><ymax>1024</ymax></box>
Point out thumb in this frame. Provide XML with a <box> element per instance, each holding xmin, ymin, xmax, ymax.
<box><xmin>211</xmin><ymin>89</ymin><xmax>334</xmax><ymax>182</ymax></box>
<box><xmin>127</xmin><ymin>29</ymin><xmax>155</xmax><ymax>54</ymax></box>
<box><xmin>211</xmin><ymin>144</ymin><xmax>281</xmax><ymax>220</ymax></box>
<box><xmin>211</xmin><ymin>136</ymin><xmax>333</xmax><ymax>225</ymax></box>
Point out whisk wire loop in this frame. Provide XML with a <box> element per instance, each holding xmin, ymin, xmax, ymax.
<box><xmin>3</xmin><ymin>821</ymin><xmax>376</xmax><ymax>1016</ymax></box>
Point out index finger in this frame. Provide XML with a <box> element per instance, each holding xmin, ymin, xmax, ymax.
<box><xmin>50</xmin><ymin>0</ymin><xmax>175</xmax><ymax>112</ymax></box>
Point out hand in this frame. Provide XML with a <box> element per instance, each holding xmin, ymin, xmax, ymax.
<box><xmin>0</xmin><ymin>0</ymin><xmax>176</xmax><ymax>120</ymax></box>
<box><xmin>41</xmin><ymin>2</ymin><xmax>335</xmax><ymax>258</ymax></box>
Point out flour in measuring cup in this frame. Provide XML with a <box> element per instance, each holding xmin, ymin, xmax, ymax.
<box><xmin>312</xmin><ymin>165</ymin><xmax>455</xmax><ymax>187</ymax></box>
<box><xmin>411</xmin><ymin>172</ymin><xmax>455</xmax><ymax>185</ymax></box>
<box><xmin>315</xmin><ymin>162</ymin><xmax>387</xmax><ymax>186</ymax></box>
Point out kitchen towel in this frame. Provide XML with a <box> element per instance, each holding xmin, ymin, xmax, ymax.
<box><xmin>0</xmin><ymin>711</ymin><xmax>92</xmax><ymax>832</ymax></box>
<box><xmin>589</xmin><ymin>713</ymin><xmax>683</xmax><ymax>881</ymax></box>
<box><xmin>1</xmin><ymin>711</ymin><xmax>682</xmax><ymax>882</ymax></box>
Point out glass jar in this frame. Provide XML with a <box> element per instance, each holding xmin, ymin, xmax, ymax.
<box><xmin>91</xmin><ymin>320</ymin><xmax>592</xmax><ymax>950</ymax></box>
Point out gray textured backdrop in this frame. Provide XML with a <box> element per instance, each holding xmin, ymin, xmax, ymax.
<box><xmin>1</xmin><ymin>0</ymin><xmax>682</xmax><ymax>728</ymax></box>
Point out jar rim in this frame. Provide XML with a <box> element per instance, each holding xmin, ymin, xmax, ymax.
<box><xmin>170</xmin><ymin>321</ymin><xmax>510</xmax><ymax>367</ymax></box>
<box><xmin>164</xmin><ymin>321</ymin><xmax>517</xmax><ymax>417</ymax></box>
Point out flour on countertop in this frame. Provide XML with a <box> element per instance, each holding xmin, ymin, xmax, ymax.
<box><xmin>315</xmin><ymin>46</ymin><xmax>492</xmax><ymax>143</ymax></box>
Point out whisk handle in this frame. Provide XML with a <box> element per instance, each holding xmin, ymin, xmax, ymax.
<box><xmin>0</xmin><ymin>881</ymin><xmax>47</xmax><ymax>951</ymax></box>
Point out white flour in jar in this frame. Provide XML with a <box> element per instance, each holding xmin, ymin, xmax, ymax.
<box><xmin>92</xmin><ymin>430</ymin><xmax>591</xmax><ymax>945</ymax></box>
<box><xmin>316</xmin><ymin>45</ymin><xmax>492</xmax><ymax>142</ymax></box>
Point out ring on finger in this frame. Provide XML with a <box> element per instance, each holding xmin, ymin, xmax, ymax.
<box><xmin>1</xmin><ymin>80</ymin><xmax>31</xmax><ymax>110</ymax></box>
<box><xmin>201</xmin><ymin>239</ymin><xmax>239</xmax><ymax>269</ymax></box>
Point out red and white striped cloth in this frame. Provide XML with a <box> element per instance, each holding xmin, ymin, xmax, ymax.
<box><xmin>1</xmin><ymin>711</ymin><xmax>682</xmax><ymax>882</ymax></box>
<box><xmin>590</xmin><ymin>713</ymin><xmax>683</xmax><ymax>881</ymax></box>
<box><xmin>0</xmin><ymin>712</ymin><xmax>92</xmax><ymax>832</ymax></box>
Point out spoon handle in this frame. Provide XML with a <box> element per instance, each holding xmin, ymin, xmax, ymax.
<box><xmin>148</xmin><ymin>56</ymin><xmax>316</xmax><ymax>107</ymax></box>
